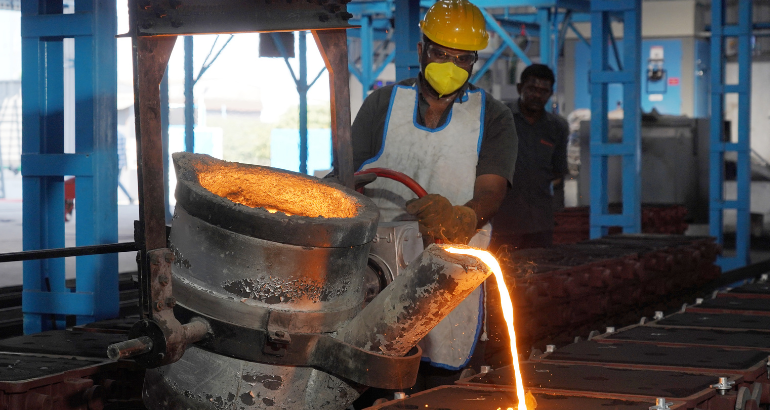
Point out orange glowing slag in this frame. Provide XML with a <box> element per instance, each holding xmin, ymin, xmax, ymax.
<box><xmin>195</xmin><ymin>163</ymin><xmax>359</xmax><ymax>218</ymax></box>
<box><xmin>446</xmin><ymin>247</ymin><xmax>528</xmax><ymax>410</ymax></box>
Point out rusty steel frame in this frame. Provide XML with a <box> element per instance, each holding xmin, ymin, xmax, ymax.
<box><xmin>125</xmin><ymin>0</ymin><xmax>357</xmax><ymax>367</ymax></box>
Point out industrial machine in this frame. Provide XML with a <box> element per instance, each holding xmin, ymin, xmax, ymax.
<box><xmin>1</xmin><ymin>1</ymin><xmax>769</xmax><ymax>410</ymax></box>
<box><xmin>123</xmin><ymin>153</ymin><xmax>495</xmax><ymax>409</ymax></box>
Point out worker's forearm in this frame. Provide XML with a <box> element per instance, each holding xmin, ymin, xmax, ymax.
<box><xmin>465</xmin><ymin>190</ymin><xmax>506</xmax><ymax>229</ymax></box>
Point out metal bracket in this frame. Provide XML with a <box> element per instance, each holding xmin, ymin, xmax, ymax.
<box><xmin>711</xmin><ymin>376</ymin><xmax>735</xmax><ymax>395</ymax></box>
<box><xmin>175</xmin><ymin>304</ymin><xmax>421</xmax><ymax>390</ymax></box>
<box><xmin>264</xmin><ymin>311</ymin><xmax>293</xmax><ymax>357</ymax></box>
<box><xmin>649</xmin><ymin>397</ymin><xmax>673</xmax><ymax>410</ymax></box>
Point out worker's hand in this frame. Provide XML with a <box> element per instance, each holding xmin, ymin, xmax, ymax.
<box><xmin>406</xmin><ymin>194</ymin><xmax>478</xmax><ymax>245</ymax></box>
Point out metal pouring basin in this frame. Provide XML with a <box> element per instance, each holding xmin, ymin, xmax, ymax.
<box><xmin>143</xmin><ymin>154</ymin><xmax>494</xmax><ymax>410</ymax></box>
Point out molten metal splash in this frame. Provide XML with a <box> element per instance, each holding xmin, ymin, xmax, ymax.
<box><xmin>446</xmin><ymin>247</ymin><xmax>528</xmax><ymax>410</ymax></box>
<box><xmin>195</xmin><ymin>163</ymin><xmax>359</xmax><ymax>218</ymax></box>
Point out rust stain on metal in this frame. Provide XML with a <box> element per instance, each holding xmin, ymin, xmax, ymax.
<box><xmin>223</xmin><ymin>277</ymin><xmax>351</xmax><ymax>304</ymax></box>
<box><xmin>242</xmin><ymin>372</ymin><xmax>283</xmax><ymax>391</ymax></box>
<box><xmin>240</xmin><ymin>392</ymin><xmax>255</xmax><ymax>405</ymax></box>
<box><xmin>170</xmin><ymin>245</ymin><xmax>191</xmax><ymax>269</ymax></box>
<box><xmin>194</xmin><ymin>162</ymin><xmax>360</xmax><ymax>218</ymax></box>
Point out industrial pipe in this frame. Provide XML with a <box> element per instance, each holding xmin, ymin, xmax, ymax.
<box><xmin>355</xmin><ymin>167</ymin><xmax>428</xmax><ymax>198</ymax></box>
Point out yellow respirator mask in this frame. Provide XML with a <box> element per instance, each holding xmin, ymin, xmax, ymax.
<box><xmin>424</xmin><ymin>62</ymin><xmax>469</xmax><ymax>97</ymax></box>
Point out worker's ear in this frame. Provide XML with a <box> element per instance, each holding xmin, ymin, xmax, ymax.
<box><xmin>417</xmin><ymin>42</ymin><xmax>423</xmax><ymax>63</ymax></box>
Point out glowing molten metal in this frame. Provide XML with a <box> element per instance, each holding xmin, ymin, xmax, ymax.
<box><xmin>195</xmin><ymin>163</ymin><xmax>360</xmax><ymax>218</ymax></box>
<box><xmin>446</xmin><ymin>247</ymin><xmax>528</xmax><ymax>410</ymax></box>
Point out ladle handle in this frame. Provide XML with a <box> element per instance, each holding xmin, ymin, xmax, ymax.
<box><xmin>354</xmin><ymin>168</ymin><xmax>443</xmax><ymax>243</ymax></box>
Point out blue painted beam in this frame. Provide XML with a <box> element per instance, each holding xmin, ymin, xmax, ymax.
<box><xmin>347</xmin><ymin>1</ymin><xmax>393</xmax><ymax>17</ymax></box>
<box><xmin>299</xmin><ymin>31</ymin><xmax>308</xmax><ymax>175</ymax></box>
<box><xmin>709</xmin><ymin>0</ymin><xmax>752</xmax><ymax>270</ymax></box>
<box><xmin>567</xmin><ymin>21</ymin><xmax>590</xmax><ymax>47</ymax></box>
<box><xmin>22</xmin><ymin>0</ymin><xmax>118</xmax><ymax>332</ymax></box>
<box><xmin>21</xmin><ymin>13</ymin><xmax>93</xmax><ymax>37</ymax></box>
<box><xmin>184</xmin><ymin>36</ymin><xmax>194</xmax><ymax>153</ymax></box>
<box><xmin>589</xmin><ymin>0</ymin><xmax>642</xmax><ymax>238</ymax></box>
<box><xmin>23</xmin><ymin>291</ymin><xmax>97</xmax><ymax>316</ymax></box>
<box><xmin>394</xmin><ymin>0</ymin><xmax>421</xmax><ymax>81</ymax></box>
<box><xmin>372</xmin><ymin>50</ymin><xmax>396</xmax><ymax>81</ymax></box>
<box><xmin>20</xmin><ymin>154</ymin><xmax>93</xmax><ymax>176</ymax></box>
<box><xmin>471</xmin><ymin>42</ymin><xmax>506</xmax><ymax>84</ymax></box>
<box><xmin>471</xmin><ymin>0</ymin><xmax>589</xmax><ymax>12</ymax></box>
<box><xmin>478</xmin><ymin>7</ymin><xmax>532</xmax><ymax>65</ymax></box>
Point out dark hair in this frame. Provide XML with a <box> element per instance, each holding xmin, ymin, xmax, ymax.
<box><xmin>520</xmin><ymin>64</ymin><xmax>555</xmax><ymax>87</ymax></box>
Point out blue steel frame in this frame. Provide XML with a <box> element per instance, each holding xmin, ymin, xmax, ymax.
<box><xmin>21</xmin><ymin>0</ymin><xmax>118</xmax><ymax>333</ymax></box>
<box><xmin>347</xmin><ymin>1</ymin><xmax>396</xmax><ymax>99</ymax></box>
<box><xmin>270</xmin><ymin>32</ymin><xmax>326</xmax><ymax>175</ymax></box>
<box><xmin>709</xmin><ymin>0</ymin><xmax>752</xmax><ymax>270</ymax></box>
<box><xmin>354</xmin><ymin>0</ymin><xmax>589</xmax><ymax>98</ymax></box>
<box><xmin>589</xmin><ymin>0</ymin><xmax>642</xmax><ymax>238</ymax></box>
<box><xmin>394</xmin><ymin>0</ymin><xmax>421</xmax><ymax>81</ymax></box>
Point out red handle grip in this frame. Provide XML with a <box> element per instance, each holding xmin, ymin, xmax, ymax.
<box><xmin>354</xmin><ymin>168</ymin><xmax>443</xmax><ymax>244</ymax></box>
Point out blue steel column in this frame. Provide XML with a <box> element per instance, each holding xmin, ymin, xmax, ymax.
<box><xmin>359</xmin><ymin>15</ymin><xmax>373</xmax><ymax>100</ymax></box>
<box><xmin>299</xmin><ymin>31</ymin><xmax>308</xmax><ymax>175</ymax></box>
<box><xmin>538</xmin><ymin>7</ymin><xmax>557</xmax><ymax>112</ymax></box>
<box><xmin>21</xmin><ymin>0</ymin><xmax>118</xmax><ymax>332</ymax></box>
<box><xmin>710</xmin><ymin>0</ymin><xmax>752</xmax><ymax>270</ymax></box>
<box><xmin>184</xmin><ymin>36</ymin><xmax>194</xmax><ymax>153</ymax></box>
<box><xmin>589</xmin><ymin>0</ymin><xmax>642</xmax><ymax>238</ymax></box>
<box><xmin>538</xmin><ymin>8</ymin><xmax>553</xmax><ymax>68</ymax></box>
<box><xmin>394</xmin><ymin>0</ymin><xmax>421</xmax><ymax>81</ymax></box>
<box><xmin>73</xmin><ymin>0</ymin><xmax>118</xmax><ymax>326</ymax></box>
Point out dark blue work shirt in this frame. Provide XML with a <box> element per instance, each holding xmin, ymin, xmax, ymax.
<box><xmin>492</xmin><ymin>100</ymin><xmax>569</xmax><ymax>235</ymax></box>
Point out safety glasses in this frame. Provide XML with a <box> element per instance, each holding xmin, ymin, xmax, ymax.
<box><xmin>426</xmin><ymin>43</ymin><xmax>477</xmax><ymax>67</ymax></box>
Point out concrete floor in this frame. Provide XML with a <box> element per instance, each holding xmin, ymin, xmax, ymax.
<box><xmin>0</xmin><ymin>170</ymin><xmax>141</xmax><ymax>287</ymax></box>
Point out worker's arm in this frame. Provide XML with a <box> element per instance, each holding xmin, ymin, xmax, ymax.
<box><xmin>465</xmin><ymin>173</ymin><xmax>509</xmax><ymax>229</ymax></box>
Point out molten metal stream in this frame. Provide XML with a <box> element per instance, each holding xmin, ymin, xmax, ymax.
<box><xmin>446</xmin><ymin>247</ymin><xmax>528</xmax><ymax>410</ymax></box>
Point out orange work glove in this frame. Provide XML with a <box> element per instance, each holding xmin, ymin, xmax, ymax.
<box><xmin>405</xmin><ymin>194</ymin><xmax>478</xmax><ymax>245</ymax></box>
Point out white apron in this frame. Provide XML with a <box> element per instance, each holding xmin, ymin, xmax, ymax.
<box><xmin>361</xmin><ymin>84</ymin><xmax>490</xmax><ymax>370</ymax></box>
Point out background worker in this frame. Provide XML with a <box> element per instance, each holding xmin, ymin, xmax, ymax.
<box><xmin>490</xmin><ymin>64</ymin><xmax>569</xmax><ymax>253</ymax></box>
<box><xmin>347</xmin><ymin>0</ymin><xmax>518</xmax><ymax>391</ymax></box>
<box><xmin>485</xmin><ymin>63</ymin><xmax>569</xmax><ymax>367</ymax></box>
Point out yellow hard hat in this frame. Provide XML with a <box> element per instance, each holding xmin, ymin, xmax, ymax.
<box><xmin>419</xmin><ymin>0</ymin><xmax>489</xmax><ymax>52</ymax></box>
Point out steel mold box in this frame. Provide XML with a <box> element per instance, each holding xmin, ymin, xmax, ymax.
<box><xmin>533</xmin><ymin>341</ymin><xmax>767</xmax><ymax>380</ymax></box>
<box><xmin>687</xmin><ymin>297</ymin><xmax>770</xmax><ymax>315</ymax></box>
<box><xmin>597</xmin><ymin>326</ymin><xmax>770</xmax><ymax>351</ymax></box>
<box><xmin>456</xmin><ymin>362</ymin><xmax>718</xmax><ymax>405</ymax></box>
<box><xmin>0</xmin><ymin>330</ymin><xmax>128</xmax><ymax>359</ymax></box>
<box><xmin>653</xmin><ymin>312</ymin><xmax>770</xmax><ymax>331</ymax></box>
<box><xmin>364</xmin><ymin>385</ymin><xmax>685</xmax><ymax>410</ymax></box>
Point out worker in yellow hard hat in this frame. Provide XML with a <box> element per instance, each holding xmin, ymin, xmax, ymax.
<box><xmin>333</xmin><ymin>0</ymin><xmax>518</xmax><ymax>402</ymax></box>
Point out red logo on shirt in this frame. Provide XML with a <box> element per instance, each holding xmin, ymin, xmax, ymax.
<box><xmin>540</xmin><ymin>139</ymin><xmax>554</xmax><ymax>147</ymax></box>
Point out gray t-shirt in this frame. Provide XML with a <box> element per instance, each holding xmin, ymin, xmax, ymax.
<box><xmin>349</xmin><ymin>77</ymin><xmax>518</xmax><ymax>185</ymax></box>
<box><xmin>492</xmin><ymin>100</ymin><xmax>569</xmax><ymax>235</ymax></box>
